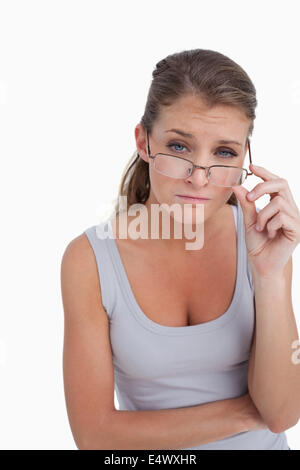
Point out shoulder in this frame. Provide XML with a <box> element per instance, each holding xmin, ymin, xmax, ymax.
<box><xmin>61</xmin><ymin>232</ymin><xmax>100</xmax><ymax>292</ymax></box>
<box><xmin>62</xmin><ymin>232</ymin><xmax>94</xmax><ymax>267</ymax></box>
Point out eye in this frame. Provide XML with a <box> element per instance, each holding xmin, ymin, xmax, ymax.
<box><xmin>216</xmin><ymin>148</ymin><xmax>238</xmax><ymax>158</ymax></box>
<box><xmin>166</xmin><ymin>142</ymin><xmax>238</xmax><ymax>158</ymax></box>
<box><xmin>167</xmin><ymin>142</ymin><xmax>188</xmax><ymax>153</ymax></box>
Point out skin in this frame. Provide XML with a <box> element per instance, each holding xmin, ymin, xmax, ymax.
<box><xmin>133</xmin><ymin>93</ymin><xmax>251</xmax><ymax>256</ymax></box>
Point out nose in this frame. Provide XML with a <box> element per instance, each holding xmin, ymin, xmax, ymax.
<box><xmin>186</xmin><ymin>166</ymin><xmax>209</xmax><ymax>185</ymax></box>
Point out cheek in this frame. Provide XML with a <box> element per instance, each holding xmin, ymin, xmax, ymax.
<box><xmin>149</xmin><ymin>169</ymin><xmax>176</xmax><ymax>199</ymax></box>
<box><xmin>212</xmin><ymin>184</ymin><xmax>232</xmax><ymax>196</ymax></box>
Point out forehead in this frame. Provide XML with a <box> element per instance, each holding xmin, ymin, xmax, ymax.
<box><xmin>155</xmin><ymin>94</ymin><xmax>250</xmax><ymax>139</ymax></box>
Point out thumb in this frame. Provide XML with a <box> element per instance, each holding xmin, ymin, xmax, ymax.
<box><xmin>231</xmin><ymin>185</ymin><xmax>257</xmax><ymax>227</ymax></box>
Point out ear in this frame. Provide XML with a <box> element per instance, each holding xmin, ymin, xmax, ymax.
<box><xmin>135</xmin><ymin>124</ymin><xmax>149</xmax><ymax>163</ymax></box>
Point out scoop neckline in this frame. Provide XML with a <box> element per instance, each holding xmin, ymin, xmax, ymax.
<box><xmin>106</xmin><ymin>203</ymin><xmax>243</xmax><ymax>336</ymax></box>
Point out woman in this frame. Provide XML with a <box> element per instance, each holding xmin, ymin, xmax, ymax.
<box><xmin>61</xmin><ymin>49</ymin><xmax>300</xmax><ymax>450</ymax></box>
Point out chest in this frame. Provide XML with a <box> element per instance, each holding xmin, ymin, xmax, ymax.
<box><xmin>114</xmin><ymin>211</ymin><xmax>237</xmax><ymax>328</ymax></box>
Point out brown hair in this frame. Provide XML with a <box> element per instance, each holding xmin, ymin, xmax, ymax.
<box><xmin>113</xmin><ymin>48</ymin><xmax>257</xmax><ymax>216</ymax></box>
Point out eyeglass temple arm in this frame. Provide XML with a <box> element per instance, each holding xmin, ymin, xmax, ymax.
<box><xmin>146</xmin><ymin>129</ymin><xmax>151</xmax><ymax>157</ymax></box>
<box><xmin>247</xmin><ymin>138</ymin><xmax>253</xmax><ymax>176</ymax></box>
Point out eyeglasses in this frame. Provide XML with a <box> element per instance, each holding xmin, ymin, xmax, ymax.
<box><xmin>145</xmin><ymin>130</ymin><xmax>253</xmax><ymax>187</ymax></box>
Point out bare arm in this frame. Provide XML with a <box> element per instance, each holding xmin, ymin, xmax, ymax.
<box><xmin>83</xmin><ymin>394</ymin><xmax>259</xmax><ymax>450</ymax></box>
<box><xmin>248</xmin><ymin>258</ymin><xmax>300</xmax><ymax>432</ymax></box>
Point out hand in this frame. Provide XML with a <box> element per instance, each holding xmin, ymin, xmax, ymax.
<box><xmin>231</xmin><ymin>163</ymin><xmax>300</xmax><ymax>278</ymax></box>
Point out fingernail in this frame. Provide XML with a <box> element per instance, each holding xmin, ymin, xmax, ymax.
<box><xmin>256</xmin><ymin>224</ymin><xmax>261</xmax><ymax>231</ymax></box>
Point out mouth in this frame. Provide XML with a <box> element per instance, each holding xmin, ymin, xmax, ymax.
<box><xmin>176</xmin><ymin>195</ymin><xmax>211</xmax><ymax>203</ymax></box>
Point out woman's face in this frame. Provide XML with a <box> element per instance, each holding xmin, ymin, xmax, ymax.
<box><xmin>135</xmin><ymin>94</ymin><xmax>251</xmax><ymax>227</ymax></box>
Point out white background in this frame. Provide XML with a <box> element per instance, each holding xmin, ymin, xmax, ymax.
<box><xmin>0</xmin><ymin>0</ymin><xmax>299</xmax><ymax>450</ymax></box>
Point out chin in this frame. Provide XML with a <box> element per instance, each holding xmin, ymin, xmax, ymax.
<box><xmin>172</xmin><ymin>206</ymin><xmax>207</xmax><ymax>225</ymax></box>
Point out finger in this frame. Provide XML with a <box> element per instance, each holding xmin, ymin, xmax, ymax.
<box><xmin>247</xmin><ymin>178</ymin><xmax>295</xmax><ymax>207</ymax></box>
<box><xmin>256</xmin><ymin>196</ymin><xmax>299</xmax><ymax>233</ymax></box>
<box><xmin>250</xmin><ymin>164</ymin><xmax>298</xmax><ymax>211</ymax></box>
<box><xmin>231</xmin><ymin>185</ymin><xmax>257</xmax><ymax>228</ymax></box>
<box><xmin>255</xmin><ymin>196</ymin><xmax>282</xmax><ymax>232</ymax></box>
<box><xmin>266</xmin><ymin>211</ymin><xmax>298</xmax><ymax>241</ymax></box>
<box><xmin>249</xmin><ymin>163</ymin><xmax>280</xmax><ymax>181</ymax></box>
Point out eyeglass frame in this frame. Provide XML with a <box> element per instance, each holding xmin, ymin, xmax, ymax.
<box><xmin>145</xmin><ymin>129</ymin><xmax>253</xmax><ymax>185</ymax></box>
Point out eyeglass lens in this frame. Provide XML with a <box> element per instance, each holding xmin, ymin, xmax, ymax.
<box><xmin>153</xmin><ymin>154</ymin><xmax>246</xmax><ymax>187</ymax></box>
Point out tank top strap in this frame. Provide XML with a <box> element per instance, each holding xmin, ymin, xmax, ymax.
<box><xmin>230</xmin><ymin>203</ymin><xmax>238</xmax><ymax>232</ymax></box>
<box><xmin>84</xmin><ymin>219</ymin><xmax>117</xmax><ymax>320</ymax></box>
<box><xmin>236</xmin><ymin>200</ymin><xmax>260</xmax><ymax>293</ymax></box>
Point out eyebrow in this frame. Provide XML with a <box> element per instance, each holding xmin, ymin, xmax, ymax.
<box><xmin>165</xmin><ymin>128</ymin><xmax>243</xmax><ymax>147</ymax></box>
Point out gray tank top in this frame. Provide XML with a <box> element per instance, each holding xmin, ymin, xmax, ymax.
<box><xmin>84</xmin><ymin>201</ymin><xmax>289</xmax><ymax>450</ymax></box>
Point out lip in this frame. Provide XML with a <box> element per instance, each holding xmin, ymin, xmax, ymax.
<box><xmin>176</xmin><ymin>195</ymin><xmax>211</xmax><ymax>203</ymax></box>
